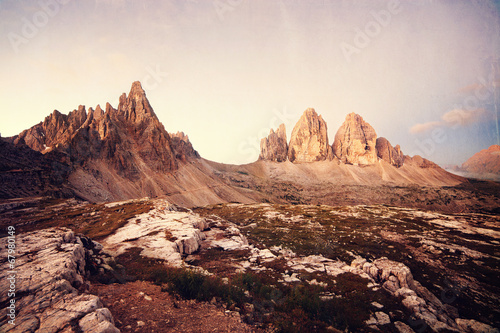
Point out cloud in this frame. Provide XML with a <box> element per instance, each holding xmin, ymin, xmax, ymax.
<box><xmin>410</xmin><ymin>108</ymin><xmax>487</xmax><ymax>134</ymax></box>
<box><xmin>409</xmin><ymin>121</ymin><xmax>441</xmax><ymax>134</ymax></box>
<box><xmin>441</xmin><ymin>108</ymin><xmax>486</xmax><ymax>127</ymax></box>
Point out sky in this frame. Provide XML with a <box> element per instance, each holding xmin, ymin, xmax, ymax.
<box><xmin>0</xmin><ymin>0</ymin><xmax>499</xmax><ymax>166</ymax></box>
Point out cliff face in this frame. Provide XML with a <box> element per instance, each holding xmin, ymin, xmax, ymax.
<box><xmin>170</xmin><ymin>131</ymin><xmax>200</xmax><ymax>162</ymax></box>
<box><xmin>259</xmin><ymin>124</ymin><xmax>288</xmax><ymax>162</ymax></box>
<box><xmin>332</xmin><ymin>113</ymin><xmax>378</xmax><ymax>166</ymax></box>
<box><xmin>376</xmin><ymin>137</ymin><xmax>404</xmax><ymax>168</ymax></box>
<box><xmin>287</xmin><ymin>108</ymin><xmax>333</xmax><ymax>163</ymax></box>
<box><xmin>257</xmin><ymin>110</ymin><xmax>447</xmax><ymax>173</ymax></box>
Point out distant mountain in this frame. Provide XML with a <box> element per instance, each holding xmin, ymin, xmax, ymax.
<box><xmin>13</xmin><ymin>82</ymin><xmax>181</xmax><ymax>176</ymax></box>
<box><xmin>259</xmin><ymin>109</ymin><xmax>441</xmax><ymax>169</ymax></box>
<box><xmin>460</xmin><ymin>145</ymin><xmax>500</xmax><ymax>181</ymax></box>
<box><xmin>3</xmin><ymin>81</ymin><xmax>471</xmax><ymax>209</ymax></box>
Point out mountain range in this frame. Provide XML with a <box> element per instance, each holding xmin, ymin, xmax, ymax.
<box><xmin>1</xmin><ymin>81</ymin><xmax>498</xmax><ymax>212</ymax></box>
<box><xmin>1</xmin><ymin>81</ymin><xmax>500</xmax><ymax>333</ymax></box>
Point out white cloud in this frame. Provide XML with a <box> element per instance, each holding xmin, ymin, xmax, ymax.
<box><xmin>410</xmin><ymin>108</ymin><xmax>488</xmax><ymax>134</ymax></box>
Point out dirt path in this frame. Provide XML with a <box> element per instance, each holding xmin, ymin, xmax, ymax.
<box><xmin>91</xmin><ymin>280</ymin><xmax>261</xmax><ymax>333</ymax></box>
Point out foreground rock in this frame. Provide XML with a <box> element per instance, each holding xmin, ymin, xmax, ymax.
<box><xmin>288</xmin><ymin>108</ymin><xmax>333</xmax><ymax>163</ymax></box>
<box><xmin>100</xmin><ymin>199</ymin><xmax>212</xmax><ymax>265</ymax></box>
<box><xmin>259</xmin><ymin>124</ymin><xmax>288</xmax><ymax>162</ymax></box>
<box><xmin>0</xmin><ymin>228</ymin><xmax>119</xmax><ymax>333</ymax></box>
<box><xmin>333</xmin><ymin>112</ymin><xmax>378</xmax><ymax>165</ymax></box>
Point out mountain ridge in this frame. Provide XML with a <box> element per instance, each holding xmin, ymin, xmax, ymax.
<box><xmin>2</xmin><ymin>81</ymin><xmax>484</xmax><ymax>211</ymax></box>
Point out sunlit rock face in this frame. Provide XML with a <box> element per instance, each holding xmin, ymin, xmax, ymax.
<box><xmin>333</xmin><ymin>112</ymin><xmax>377</xmax><ymax>165</ymax></box>
<box><xmin>13</xmin><ymin>81</ymin><xmax>179</xmax><ymax>179</ymax></box>
<box><xmin>288</xmin><ymin>108</ymin><xmax>333</xmax><ymax>163</ymax></box>
<box><xmin>0</xmin><ymin>228</ymin><xmax>119</xmax><ymax>333</ymax></box>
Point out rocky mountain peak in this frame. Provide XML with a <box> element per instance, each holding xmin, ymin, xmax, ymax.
<box><xmin>118</xmin><ymin>81</ymin><xmax>157</xmax><ymax>125</ymax></box>
<box><xmin>130</xmin><ymin>80</ymin><xmax>146</xmax><ymax>96</ymax></box>
<box><xmin>376</xmin><ymin>137</ymin><xmax>404</xmax><ymax>168</ymax></box>
<box><xmin>259</xmin><ymin>123</ymin><xmax>288</xmax><ymax>162</ymax></box>
<box><xmin>288</xmin><ymin>108</ymin><xmax>333</xmax><ymax>163</ymax></box>
<box><xmin>12</xmin><ymin>81</ymin><xmax>182</xmax><ymax>184</ymax></box>
<box><xmin>333</xmin><ymin>112</ymin><xmax>377</xmax><ymax>165</ymax></box>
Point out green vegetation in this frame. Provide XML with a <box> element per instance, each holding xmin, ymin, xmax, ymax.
<box><xmin>194</xmin><ymin>203</ymin><xmax>500</xmax><ymax>329</ymax></box>
<box><xmin>113</xmin><ymin>246</ymin><xmax>408</xmax><ymax>332</ymax></box>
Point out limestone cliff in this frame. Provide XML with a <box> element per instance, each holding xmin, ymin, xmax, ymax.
<box><xmin>288</xmin><ymin>108</ymin><xmax>332</xmax><ymax>163</ymax></box>
<box><xmin>332</xmin><ymin>113</ymin><xmax>377</xmax><ymax>165</ymax></box>
<box><xmin>259</xmin><ymin>124</ymin><xmax>288</xmax><ymax>162</ymax></box>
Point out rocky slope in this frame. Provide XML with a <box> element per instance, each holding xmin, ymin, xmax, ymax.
<box><xmin>259</xmin><ymin>124</ymin><xmax>288</xmax><ymax>162</ymax></box>
<box><xmin>0</xmin><ymin>138</ymin><xmax>72</xmax><ymax>199</ymax></box>
<box><xmin>287</xmin><ymin>108</ymin><xmax>333</xmax><ymax>163</ymax></box>
<box><xmin>460</xmin><ymin>145</ymin><xmax>500</xmax><ymax>181</ymax></box>
<box><xmin>206</xmin><ymin>159</ymin><xmax>500</xmax><ymax>214</ymax></box>
<box><xmin>1</xmin><ymin>195</ymin><xmax>499</xmax><ymax>332</ymax></box>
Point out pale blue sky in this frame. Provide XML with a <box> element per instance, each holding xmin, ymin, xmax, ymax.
<box><xmin>1</xmin><ymin>0</ymin><xmax>499</xmax><ymax>165</ymax></box>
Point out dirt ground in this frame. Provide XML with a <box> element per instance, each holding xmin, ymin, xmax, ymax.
<box><xmin>90</xmin><ymin>280</ymin><xmax>263</xmax><ymax>333</ymax></box>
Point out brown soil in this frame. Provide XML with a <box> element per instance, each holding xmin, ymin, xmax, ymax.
<box><xmin>90</xmin><ymin>280</ymin><xmax>263</xmax><ymax>333</ymax></box>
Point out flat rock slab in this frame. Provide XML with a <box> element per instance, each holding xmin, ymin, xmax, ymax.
<box><xmin>0</xmin><ymin>228</ymin><xmax>118</xmax><ymax>333</ymax></box>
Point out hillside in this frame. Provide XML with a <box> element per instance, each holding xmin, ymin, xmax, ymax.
<box><xmin>461</xmin><ymin>145</ymin><xmax>500</xmax><ymax>181</ymax></box>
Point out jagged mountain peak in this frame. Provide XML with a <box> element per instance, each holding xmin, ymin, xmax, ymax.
<box><xmin>259</xmin><ymin>123</ymin><xmax>288</xmax><ymax>162</ymax></box>
<box><xmin>130</xmin><ymin>80</ymin><xmax>146</xmax><ymax>95</ymax></box>
<box><xmin>9</xmin><ymin>82</ymin><xmax>210</xmax><ymax>195</ymax></box>
<box><xmin>333</xmin><ymin>112</ymin><xmax>377</xmax><ymax>165</ymax></box>
<box><xmin>117</xmin><ymin>81</ymin><xmax>158</xmax><ymax>124</ymax></box>
<box><xmin>288</xmin><ymin>108</ymin><xmax>332</xmax><ymax>163</ymax></box>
